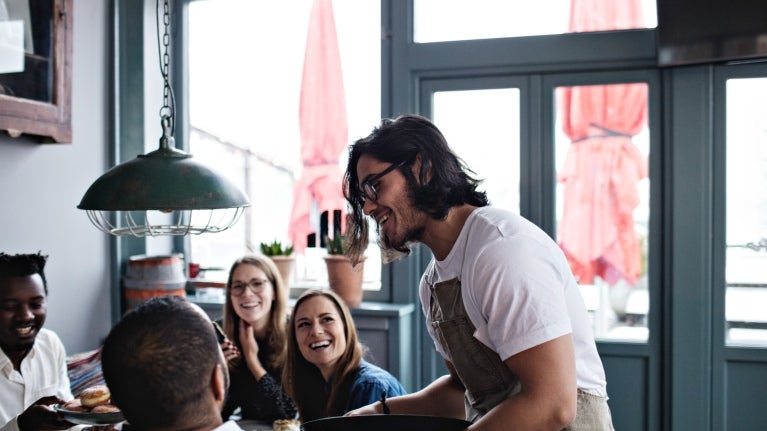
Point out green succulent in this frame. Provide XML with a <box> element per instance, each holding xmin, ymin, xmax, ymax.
<box><xmin>324</xmin><ymin>229</ymin><xmax>345</xmax><ymax>255</ymax></box>
<box><xmin>259</xmin><ymin>240</ymin><xmax>294</xmax><ymax>256</ymax></box>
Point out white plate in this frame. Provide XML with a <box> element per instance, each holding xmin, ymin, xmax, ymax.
<box><xmin>54</xmin><ymin>404</ymin><xmax>125</xmax><ymax>425</ymax></box>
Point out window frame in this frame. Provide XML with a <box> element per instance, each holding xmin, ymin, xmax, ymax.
<box><xmin>174</xmin><ymin>0</ymin><xmax>392</xmax><ymax>302</ymax></box>
<box><xmin>711</xmin><ymin>62</ymin><xmax>767</xmax><ymax>429</ymax></box>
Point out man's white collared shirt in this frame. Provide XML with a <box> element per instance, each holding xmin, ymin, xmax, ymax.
<box><xmin>0</xmin><ymin>328</ymin><xmax>73</xmax><ymax>431</ymax></box>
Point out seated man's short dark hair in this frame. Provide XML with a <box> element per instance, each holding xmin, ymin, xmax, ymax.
<box><xmin>101</xmin><ymin>295</ymin><xmax>220</xmax><ymax>429</ymax></box>
<box><xmin>0</xmin><ymin>252</ymin><xmax>48</xmax><ymax>294</ymax></box>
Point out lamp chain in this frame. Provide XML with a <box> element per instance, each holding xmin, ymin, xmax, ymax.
<box><xmin>78</xmin><ymin>0</ymin><xmax>249</xmax><ymax>236</ymax></box>
<box><xmin>157</xmin><ymin>0</ymin><xmax>175</xmax><ymax>136</ymax></box>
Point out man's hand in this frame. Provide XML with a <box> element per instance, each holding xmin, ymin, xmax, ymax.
<box><xmin>17</xmin><ymin>396</ymin><xmax>75</xmax><ymax>430</ymax></box>
<box><xmin>344</xmin><ymin>402</ymin><xmax>383</xmax><ymax>417</ymax></box>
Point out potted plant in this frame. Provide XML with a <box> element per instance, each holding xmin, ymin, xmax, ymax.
<box><xmin>259</xmin><ymin>240</ymin><xmax>295</xmax><ymax>288</ymax></box>
<box><xmin>323</xmin><ymin>227</ymin><xmax>365</xmax><ymax>308</ymax></box>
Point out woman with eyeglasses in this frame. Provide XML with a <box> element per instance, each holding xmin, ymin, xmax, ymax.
<box><xmin>218</xmin><ymin>255</ymin><xmax>297</xmax><ymax>423</ymax></box>
<box><xmin>282</xmin><ymin>289</ymin><xmax>406</xmax><ymax>423</ymax></box>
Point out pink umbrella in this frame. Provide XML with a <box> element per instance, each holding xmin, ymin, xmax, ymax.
<box><xmin>557</xmin><ymin>0</ymin><xmax>648</xmax><ymax>285</ymax></box>
<box><xmin>288</xmin><ymin>0</ymin><xmax>348</xmax><ymax>253</ymax></box>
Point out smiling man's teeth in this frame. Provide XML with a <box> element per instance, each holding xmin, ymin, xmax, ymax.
<box><xmin>379</xmin><ymin>215</ymin><xmax>389</xmax><ymax>224</ymax></box>
<box><xmin>15</xmin><ymin>327</ymin><xmax>32</xmax><ymax>335</ymax></box>
<box><xmin>310</xmin><ymin>340</ymin><xmax>331</xmax><ymax>349</ymax></box>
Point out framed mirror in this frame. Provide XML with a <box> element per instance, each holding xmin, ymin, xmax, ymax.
<box><xmin>0</xmin><ymin>0</ymin><xmax>72</xmax><ymax>143</ymax></box>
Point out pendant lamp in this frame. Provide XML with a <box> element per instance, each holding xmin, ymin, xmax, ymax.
<box><xmin>78</xmin><ymin>0</ymin><xmax>249</xmax><ymax>237</ymax></box>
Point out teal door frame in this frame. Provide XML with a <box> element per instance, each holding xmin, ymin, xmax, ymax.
<box><xmin>413</xmin><ymin>67</ymin><xmax>662</xmax><ymax>431</ymax></box>
<box><xmin>380</xmin><ymin>2</ymin><xmax>767</xmax><ymax>425</ymax></box>
<box><xmin>381</xmin><ymin>2</ymin><xmax>662</xmax><ymax>430</ymax></box>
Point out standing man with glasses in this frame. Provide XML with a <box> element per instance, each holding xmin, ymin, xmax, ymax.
<box><xmin>342</xmin><ymin>115</ymin><xmax>614</xmax><ymax>430</ymax></box>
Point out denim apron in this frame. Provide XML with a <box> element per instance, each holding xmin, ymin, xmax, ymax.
<box><xmin>427</xmin><ymin>269</ymin><xmax>615</xmax><ymax>429</ymax></box>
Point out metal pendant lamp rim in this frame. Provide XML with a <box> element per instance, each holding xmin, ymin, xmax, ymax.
<box><xmin>77</xmin><ymin>150</ymin><xmax>250</xmax><ymax>211</ymax></box>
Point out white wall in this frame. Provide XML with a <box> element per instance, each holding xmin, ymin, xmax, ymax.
<box><xmin>0</xmin><ymin>0</ymin><xmax>112</xmax><ymax>354</ymax></box>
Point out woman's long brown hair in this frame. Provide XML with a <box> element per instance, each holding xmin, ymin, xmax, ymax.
<box><xmin>282</xmin><ymin>289</ymin><xmax>364</xmax><ymax>421</ymax></box>
<box><xmin>222</xmin><ymin>255</ymin><xmax>289</xmax><ymax>371</ymax></box>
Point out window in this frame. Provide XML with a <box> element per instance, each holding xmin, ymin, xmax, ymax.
<box><xmin>725</xmin><ymin>77</ymin><xmax>767</xmax><ymax>347</ymax></box>
<box><xmin>432</xmin><ymin>89</ymin><xmax>521</xmax><ymax>213</ymax></box>
<box><xmin>186</xmin><ymin>0</ymin><xmax>382</xmax><ymax>294</ymax></box>
<box><xmin>413</xmin><ymin>0</ymin><xmax>657</xmax><ymax>43</ymax></box>
<box><xmin>555</xmin><ymin>83</ymin><xmax>651</xmax><ymax>341</ymax></box>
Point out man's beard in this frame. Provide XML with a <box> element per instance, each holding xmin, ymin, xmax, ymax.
<box><xmin>378</xmin><ymin>237</ymin><xmax>414</xmax><ymax>264</ymax></box>
<box><xmin>377</xmin><ymin>221</ymin><xmax>425</xmax><ymax>264</ymax></box>
<box><xmin>375</xmin><ymin>182</ymin><xmax>428</xmax><ymax>264</ymax></box>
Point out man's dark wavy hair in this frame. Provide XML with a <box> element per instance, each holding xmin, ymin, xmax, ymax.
<box><xmin>0</xmin><ymin>252</ymin><xmax>49</xmax><ymax>295</ymax></box>
<box><xmin>343</xmin><ymin>114</ymin><xmax>488</xmax><ymax>260</ymax></box>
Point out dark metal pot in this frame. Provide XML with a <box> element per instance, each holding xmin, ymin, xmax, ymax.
<box><xmin>300</xmin><ymin>414</ymin><xmax>471</xmax><ymax>431</ymax></box>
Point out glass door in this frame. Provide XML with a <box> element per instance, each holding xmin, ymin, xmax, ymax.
<box><xmin>554</xmin><ymin>82</ymin><xmax>651</xmax><ymax>342</ymax></box>
<box><xmin>711</xmin><ymin>62</ymin><xmax>767</xmax><ymax>431</ymax></box>
<box><xmin>429</xmin><ymin>86</ymin><xmax>524</xmax><ymax>215</ymax></box>
<box><xmin>544</xmin><ymin>70</ymin><xmax>661</xmax><ymax>431</ymax></box>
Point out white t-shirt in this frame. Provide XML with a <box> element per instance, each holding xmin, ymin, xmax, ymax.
<box><xmin>419</xmin><ymin>207</ymin><xmax>607</xmax><ymax>396</ymax></box>
<box><xmin>0</xmin><ymin>328</ymin><xmax>75</xmax><ymax>431</ymax></box>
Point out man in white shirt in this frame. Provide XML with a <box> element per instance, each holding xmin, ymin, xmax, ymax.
<box><xmin>102</xmin><ymin>295</ymin><xmax>244</xmax><ymax>431</ymax></box>
<box><xmin>342</xmin><ymin>115</ymin><xmax>614</xmax><ymax>430</ymax></box>
<box><xmin>0</xmin><ymin>252</ymin><xmax>74</xmax><ymax>431</ymax></box>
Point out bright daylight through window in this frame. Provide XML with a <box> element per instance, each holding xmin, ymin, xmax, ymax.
<box><xmin>413</xmin><ymin>0</ymin><xmax>657</xmax><ymax>42</ymax></box>
<box><xmin>556</xmin><ymin>83</ymin><xmax>650</xmax><ymax>342</ymax></box>
<box><xmin>187</xmin><ymin>0</ymin><xmax>381</xmax><ymax>293</ymax></box>
<box><xmin>186</xmin><ymin>0</ymin><xmax>662</xmax><ymax>327</ymax></box>
<box><xmin>726</xmin><ymin>77</ymin><xmax>767</xmax><ymax>347</ymax></box>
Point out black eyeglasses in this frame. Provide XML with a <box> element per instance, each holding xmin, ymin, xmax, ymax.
<box><xmin>360</xmin><ymin>161</ymin><xmax>407</xmax><ymax>203</ymax></box>
<box><xmin>230</xmin><ymin>279</ymin><xmax>269</xmax><ymax>296</ymax></box>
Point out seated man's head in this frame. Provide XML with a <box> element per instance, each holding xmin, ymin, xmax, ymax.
<box><xmin>0</xmin><ymin>252</ymin><xmax>48</xmax><ymax>363</ymax></box>
<box><xmin>101</xmin><ymin>295</ymin><xmax>228</xmax><ymax>430</ymax></box>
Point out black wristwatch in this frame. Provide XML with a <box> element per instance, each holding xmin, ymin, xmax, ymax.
<box><xmin>380</xmin><ymin>391</ymin><xmax>390</xmax><ymax>414</ymax></box>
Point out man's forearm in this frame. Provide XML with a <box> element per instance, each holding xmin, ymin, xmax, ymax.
<box><xmin>384</xmin><ymin>375</ymin><xmax>465</xmax><ymax>419</ymax></box>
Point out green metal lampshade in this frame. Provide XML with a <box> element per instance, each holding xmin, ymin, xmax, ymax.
<box><xmin>82</xmin><ymin>0</ymin><xmax>250</xmax><ymax>237</ymax></box>
<box><xmin>78</xmin><ymin>136</ymin><xmax>250</xmax><ymax>237</ymax></box>
<box><xmin>78</xmin><ymin>146</ymin><xmax>248</xmax><ymax>211</ymax></box>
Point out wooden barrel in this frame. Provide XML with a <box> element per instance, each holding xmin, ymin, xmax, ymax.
<box><xmin>123</xmin><ymin>254</ymin><xmax>187</xmax><ymax>311</ymax></box>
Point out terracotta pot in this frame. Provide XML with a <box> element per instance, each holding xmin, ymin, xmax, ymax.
<box><xmin>269</xmin><ymin>255</ymin><xmax>295</xmax><ymax>288</ymax></box>
<box><xmin>323</xmin><ymin>255</ymin><xmax>365</xmax><ymax>308</ymax></box>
